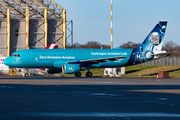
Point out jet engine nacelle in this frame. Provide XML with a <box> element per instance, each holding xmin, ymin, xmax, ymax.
<box><xmin>62</xmin><ymin>64</ymin><xmax>80</xmax><ymax>74</ymax></box>
<box><xmin>47</xmin><ymin>68</ymin><xmax>62</xmax><ymax>74</ymax></box>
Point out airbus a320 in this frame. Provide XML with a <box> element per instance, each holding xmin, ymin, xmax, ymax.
<box><xmin>4</xmin><ymin>21</ymin><xmax>172</xmax><ymax>77</ymax></box>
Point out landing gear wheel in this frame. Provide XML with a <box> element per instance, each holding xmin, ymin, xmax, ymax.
<box><xmin>86</xmin><ymin>72</ymin><xmax>93</xmax><ymax>77</ymax></box>
<box><xmin>24</xmin><ymin>73</ymin><xmax>29</xmax><ymax>77</ymax></box>
<box><xmin>75</xmin><ymin>72</ymin><xmax>81</xmax><ymax>77</ymax></box>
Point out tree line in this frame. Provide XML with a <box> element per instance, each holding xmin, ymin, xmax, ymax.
<box><xmin>70</xmin><ymin>40</ymin><xmax>179</xmax><ymax>56</ymax></box>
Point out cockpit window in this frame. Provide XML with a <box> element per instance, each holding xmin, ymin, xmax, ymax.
<box><xmin>11</xmin><ymin>54</ymin><xmax>20</xmax><ymax>57</ymax></box>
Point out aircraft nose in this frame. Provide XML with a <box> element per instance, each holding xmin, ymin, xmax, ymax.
<box><xmin>3</xmin><ymin>57</ymin><xmax>12</xmax><ymax>66</ymax></box>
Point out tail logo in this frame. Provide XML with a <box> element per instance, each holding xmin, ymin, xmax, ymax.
<box><xmin>126</xmin><ymin>21</ymin><xmax>168</xmax><ymax>66</ymax></box>
<box><xmin>161</xmin><ymin>25</ymin><xmax>166</xmax><ymax>33</ymax></box>
<box><xmin>149</xmin><ymin>32</ymin><xmax>161</xmax><ymax>45</ymax></box>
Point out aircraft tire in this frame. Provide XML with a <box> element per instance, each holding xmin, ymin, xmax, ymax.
<box><xmin>24</xmin><ymin>73</ymin><xmax>29</xmax><ymax>77</ymax></box>
<box><xmin>86</xmin><ymin>72</ymin><xmax>93</xmax><ymax>77</ymax></box>
<box><xmin>75</xmin><ymin>72</ymin><xmax>81</xmax><ymax>77</ymax></box>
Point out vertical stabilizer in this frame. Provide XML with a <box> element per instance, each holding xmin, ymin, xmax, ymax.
<box><xmin>126</xmin><ymin>21</ymin><xmax>168</xmax><ymax>66</ymax></box>
<box><xmin>139</xmin><ymin>21</ymin><xmax>167</xmax><ymax>52</ymax></box>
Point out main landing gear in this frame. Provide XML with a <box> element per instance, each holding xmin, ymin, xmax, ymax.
<box><xmin>86</xmin><ymin>67</ymin><xmax>93</xmax><ymax>77</ymax></box>
<box><xmin>75</xmin><ymin>72</ymin><xmax>81</xmax><ymax>77</ymax></box>
<box><xmin>86</xmin><ymin>72</ymin><xmax>93</xmax><ymax>77</ymax></box>
<box><xmin>75</xmin><ymin>71</ymin><xmax>93</xmax><ymax>77</ymax></box>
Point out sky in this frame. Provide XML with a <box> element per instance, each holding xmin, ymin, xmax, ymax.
<box><xmin>56</xmin><ymin>0</ymin><xmax>180</xmax><ymax>48</ymax></box>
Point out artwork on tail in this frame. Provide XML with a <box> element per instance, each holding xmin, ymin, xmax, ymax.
<box><xmin>126</xmin><ymin>21</ymin><xmax>168</xmax><ymax>66</ymax></box>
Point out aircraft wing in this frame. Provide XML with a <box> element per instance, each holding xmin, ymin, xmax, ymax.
<box><xmin>67</xmin><ymin>56</ymin><xmax>126</xmax><ymax>64</ymax></box>
<box><xmin>151</xmin><ymin>51</ymin><xmax>175</xmax><ymax>56</ymax></box>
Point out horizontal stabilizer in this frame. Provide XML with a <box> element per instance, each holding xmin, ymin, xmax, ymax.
<box><xmin>151</xmin><ymin>51</ymin><xmax>175</xmax><ymax>56</ymax></box>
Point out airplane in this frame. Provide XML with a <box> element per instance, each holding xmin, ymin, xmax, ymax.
<box><xmin>4</xmin><ymin>21</ymin><xmax>172</xmax><ymax>77</ymax></box>
<box><xmin>0</xmin><ymin>43</ymin><xmax>58</xmax><ymax>76</ymax></box>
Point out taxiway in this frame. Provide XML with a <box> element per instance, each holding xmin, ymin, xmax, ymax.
<box><xmin>0</xmin><ymin>77</ymin><xmax>180</xmax><ymax>120</ymax></box>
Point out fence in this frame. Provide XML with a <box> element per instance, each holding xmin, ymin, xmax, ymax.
<box><xmin>140</xmin><ymin>57</ymin><xmax>180</xmax><ymax>66</ymax></box>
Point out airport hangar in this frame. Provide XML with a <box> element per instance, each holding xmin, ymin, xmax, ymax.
<box><xmin>0</xmin><ymin>0</ymin><xmax>73</xmax><ymax>57</ymax></box>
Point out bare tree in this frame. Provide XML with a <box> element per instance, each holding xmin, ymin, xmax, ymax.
<box><xmin>120</xmin><ymin>41</ymin><xmax>140</xmax><ymax>49</ymax></box>
<box><xmin>71</xmin><ymin>41</ymin><xmax>111</xmax><ymax>49</ymax></box>
<box><xmin>164</xmin><ymin>40</ymin><xmax>176</xmax><ymax>51</ymax></box>
<box><xmin>70</xmin><ymin>40</ymin><xmax>180</xmax><ymax>57</ymax></box>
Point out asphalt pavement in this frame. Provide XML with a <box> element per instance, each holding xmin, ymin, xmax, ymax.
<box><xmin>0</xmin><ymin>77</ymin><xmax>180</xmax><ymax>120</ymax></box>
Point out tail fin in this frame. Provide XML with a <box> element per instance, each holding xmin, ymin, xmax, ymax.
<box><xmin>44</xmin><ymin>43</ymin><xmax>59</xmax><ymax>49</ymax></box>
<box><xmin>138</xmin><ymin>21</ymin><xmax>167</xmax><ymax>52</ymax></box>
<box><xmin>126</xmin><ymin>21</ymin><xmax>168</xmax><ymax>65</ymax></box>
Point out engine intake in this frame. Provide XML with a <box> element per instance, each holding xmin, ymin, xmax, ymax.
<box><xmin>62</xmin><ymin>64</ymin><xmax>80</xmax><ymax>74</ymax></box>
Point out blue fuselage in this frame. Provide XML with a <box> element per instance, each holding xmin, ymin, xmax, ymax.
<box><xmin>4</xmin><ymin>48</ymin><xmax>133</xmax><ymax>69</ymax></box>
<box><xmin>3</xmin><ymin>21</ymin><xmax>168</xmax><ymax>76</ymax></box>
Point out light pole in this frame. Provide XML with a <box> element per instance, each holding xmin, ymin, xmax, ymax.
<box><xmin>111</xmin><ymin>0</ymin><xmax>113</xmax><ymax>49</ymax></box>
